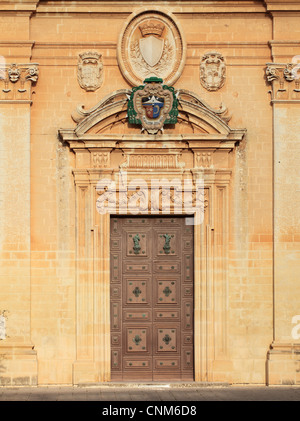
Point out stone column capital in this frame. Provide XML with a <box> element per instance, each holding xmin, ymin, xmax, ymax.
<box><xmin>266</xmin><ymin>62</ymin><xmax>300</xmax><ymax>103</ymax></box>
<box><xmin>0</xmin><ymin>62</ymin><xmax>39</xmax><ymax>103</ymax></box>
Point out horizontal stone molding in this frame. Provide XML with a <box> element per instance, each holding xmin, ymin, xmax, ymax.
<box><xmin>35</xmin><ymin>1</ymin><xmax>266</xmax><ymax>14</ymax></box>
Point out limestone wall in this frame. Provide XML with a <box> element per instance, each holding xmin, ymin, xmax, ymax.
<box><xmin>0</xmin><ymin>0</ymin><xmax>299</xmax><ymax>385</ymax></box>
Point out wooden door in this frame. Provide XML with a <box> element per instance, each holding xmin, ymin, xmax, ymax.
<box><xmin>110</xmin><ymin>216</ymin><xmax>194</xmax><ymax>381</ymax></box>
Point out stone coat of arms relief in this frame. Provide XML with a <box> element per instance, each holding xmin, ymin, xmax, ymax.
<box><xmin>77</xmin><ymin>51</ymin><xmax>103</xmax><ymax>92</ymax></box>
<box><xmin>138</xmin><ymin>21</ymin><xmax>165</xmax><ymax>67</ymax></box>
<box><xmin>200</xmin><ymin>51</ymin><xmax>226</xmax><ymax>91</ymax></box>
<box><xmin>117</xmin><ymin>9</ymin><xmax>186</xmax><ymax>87</ymax></box>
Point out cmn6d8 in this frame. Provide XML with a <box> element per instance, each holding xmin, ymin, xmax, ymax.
<box><xmin>146</xmin><ymin>406</ymin><xmax>196</xmax><ymax>416</ymax></box>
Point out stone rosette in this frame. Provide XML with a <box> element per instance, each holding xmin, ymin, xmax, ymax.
<box><xmin>117</xmin><ymin>8</ymin><xmax>186</xmax><ymax>87</ymax></box>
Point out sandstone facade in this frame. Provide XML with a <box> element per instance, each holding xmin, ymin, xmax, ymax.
<box><xmin>0</xmin><ymin>0</ymin><xmax>299</xmax><ymax>386</ymax></box>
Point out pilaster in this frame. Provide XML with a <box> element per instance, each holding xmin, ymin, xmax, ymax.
<box><xmin>0</xmin><ymin>62</ymin><xmax>39</xmax><ymax>385</ymax></box>
<box><xmin>266</xmin><ymin>63</ymin><xmax>300</xmax><ymax>385</ymax></box>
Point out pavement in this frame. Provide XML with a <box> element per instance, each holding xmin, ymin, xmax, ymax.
<box><xmin>0</xmin><ymin>383</ymin><xmax>300</xmax><ymax>401</ymax></box>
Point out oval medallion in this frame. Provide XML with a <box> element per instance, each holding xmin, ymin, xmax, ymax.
<box><xmin>117</xmin><ymin>8</ymin><xmax>186</xmax><ymax>86</ymax></box>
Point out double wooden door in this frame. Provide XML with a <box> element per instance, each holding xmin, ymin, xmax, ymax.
<box><xmin>110</xmin><ymin>216</ymin><xmax>194</xmax><ymax>381</ymax></box>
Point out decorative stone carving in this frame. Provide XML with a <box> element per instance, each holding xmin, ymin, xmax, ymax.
<box><xmin>194</xmin><ymin>152</ymin><xmax>212</xmax><ymax>168</ymax></box>
<box><xmin>0</xmin><ymin>63</ymin><xmax>39</xmax><ymax>100</ymax></box>
<box><xmin>96</xmin><ymin>183</ymin><xmax>209</xmax><ymax>215</ymax></box>
<box><xmin>128</xmin><ymin>76</ymin><xmax>178</xmax><ymax>134</ymax></box>
<box><xmin>77</xmin><ymin>51</ymin><xmax>103</xmax><ymax>92</ymax></box>
<box><xmin>200</xmin><ymin>51</ymin><xmax>226</xmax><ymax>91</ymax></box>
<box><xmin>117</xmin><ymin>8</ymin><xmax>186</xmax><ymax>86</ymax></box>
<box><xmin>71</xmin><ymin>89</ymin><xmax>131</xmax><ymax>124</ymax></box>
<box><xmin>92</xmin><ymin>151</ymin><xmax>110</xmax><ymax>168</ymax></box>
<box><xmin>8</xmin><ymin>64</ymin><xmax>21</xmax><ymax>83</ymax></box>
<box><xmin>124</xmin><ymin>153</ymin><xmax>180</xmax><ymax>169</ymax></box>
<box><xmin>266</xmin><ymin>63</ymin><xmax>300</xmax><ymax>101</ymax></box>
<box><xmin>283</xmin><ymin>63</ymin><xmax>296</xmax><ymax>82</ymax></box>
<box><xmin>25</xmin><ymin>66</ymin><xmax>39</xmax><ymax>84</ymax></box>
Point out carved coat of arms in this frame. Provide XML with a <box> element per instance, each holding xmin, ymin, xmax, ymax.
<box><xmin>117</xmin><ymin>10</ymin><xmax>186</xmax><ymax>87</ymax></box>
<box><xmin>138</xmin><ymin>21</ymin><xmax>165</xmax><ymax>68</ymax></box>
<box><xmin>128</xmin><ymin>77</ymin><xmax>178</xmax><ymax>134</ymax></box>
<box><xmin>77</xmin><ymin>51</ymin><xmax>103</xmax><ymax>92</ymax></box>
<box><xmin>200</xmin><ymin>51</ymin><xmax>226</xmax><ymax>91</ymax></box>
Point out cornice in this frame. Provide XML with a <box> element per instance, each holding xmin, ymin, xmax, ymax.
<box><xmin>35</xmin><ymin>1</ymin><xmax>266</xmax><ymax>14</ymax></box>
<box><xmin>3</xmin><ymin>0</ymin><xmax>300</xmax><ymax>15</ymax></box>
<box><xmin>0</xmin><ymin>0</ymin><xmax>39</xmax><ymax>12</ymax></box>
<box><xmin>0</xmin><ymin>41</ymin><xmax>35</xmax><ymax>47</ymax></box>
<box><xmin>263</xmin><ymin>0</ymin><xmax>300</xmax><ymax>12</ymax></box>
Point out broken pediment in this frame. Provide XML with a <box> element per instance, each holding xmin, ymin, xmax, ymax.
<box><xmin>58</xmin><ymin>87</ymin><xmax>246</xmax><ymax>177</ymax></box>
<box><xmin>68</xmin><ymin>88</ymin><xmax>235</xmax><ymax>138</ymax></box>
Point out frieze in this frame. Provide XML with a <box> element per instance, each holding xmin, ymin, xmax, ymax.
<box><xmin>96</xmin><ymin>182</ymin><xmax>209</xmax><ymax>215</ymax></box>
<box><xmin>123</xmin><ymin>153</ymin><xmax>180</xmax><ymax>169</ymax></box>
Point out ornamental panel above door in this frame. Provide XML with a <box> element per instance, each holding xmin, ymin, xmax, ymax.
<box><xmin>110</xmin><ymin>216</ymin><xmax>194</xmax><ymax>381</ymax></box>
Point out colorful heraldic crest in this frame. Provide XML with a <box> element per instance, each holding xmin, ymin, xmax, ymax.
<box><xmin>128</xmin><ymin>77</ymin><xmax>178</xmax><ymax>134</ymax></box>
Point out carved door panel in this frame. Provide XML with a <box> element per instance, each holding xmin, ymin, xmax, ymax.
<box><xmin>110</xmin><ymin>217</ymin><xmax>194</xmax><ymax>381</ymax></box>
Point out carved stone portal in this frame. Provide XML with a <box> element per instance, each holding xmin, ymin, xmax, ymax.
<box><xmin>77</xmin><ymin>51</ymin><xmax>103</xmax><ymax>92</ymax></box>
<box><xmin>58</xmin><ymin>85</ymin><xmax>246</xmax><ymax>384</ymax></box>
<box><xmin>200</xmin><ymin>51</ymin><xmax>226</xmax><ymax>92</ymax></box>
<box><xmin>117</xmin><ymin>8</ymin><xmax>186</xmax><ymax>86</ymax></box>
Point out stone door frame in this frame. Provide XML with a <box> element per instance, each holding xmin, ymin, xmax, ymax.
<box><xmin>67</xmin><ymin>162</ymin><xmax>233</xmax><ymax>384</ymax></box>
<box><xmin>58</xmin><ymin>89</ymin><xmax>246</xmax><ymax>384</ymax></box>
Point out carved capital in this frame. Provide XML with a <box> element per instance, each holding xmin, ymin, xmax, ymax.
<box><xmin>266</xmin><ymin>63</ymin><xmax>300</xmax><ymax>102</ymax></box>
<box><xmin>0</xmin><ymin>63</ymin><xmax>39</xmax><ymax>102</ymax></box>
